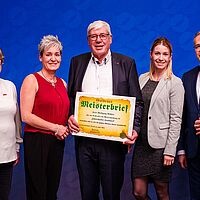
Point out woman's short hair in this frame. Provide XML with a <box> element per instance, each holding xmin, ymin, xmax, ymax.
<box><xmin>149</xmin><ymin>37</ymin><xmax>173</xmax><ymax>79</ymax></box>
<box><xmin>0</xmin><ymin>48</ymin><xmax>4</xmax><ymax>64</ymax></box>
<box><xmin>38</xmin><ymin>35</ymin><xmax>63</xmax><ymax>56</ymax></box>
<box><xmin>87</xmin><ymin>20</ymin><xmax>112</xmax><ymax>36</ymax></box>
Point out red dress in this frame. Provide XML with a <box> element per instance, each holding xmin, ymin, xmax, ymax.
<box><xmin>24</xmin><ymin>72</ymin><xmax>70</xmax><ymax>135</ymax></box>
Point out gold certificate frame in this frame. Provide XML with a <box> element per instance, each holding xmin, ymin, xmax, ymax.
<box><xmin>73</xmin><ymin>92</ymin><xmax>136</xmax><ymax>142</ymax></box>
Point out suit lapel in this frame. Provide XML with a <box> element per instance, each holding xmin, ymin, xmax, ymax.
<box><xmin>190</xmin><ymin>66</ymin><xmax>199</xmax><ymax>111</ymax></box>
<box><xmin>139</xmin><ymin>73</ymin><xmax>167</xmax><ymax>110</ymax></box>
<box><xmin>140</xmin><ymin>74</ymin><xmax>149</xmax><ymax>89</ymax></box>
<box><xmin>111</xmin><ymin>53</ymin><xmax>120</xmax><ymax>94</ymax></box>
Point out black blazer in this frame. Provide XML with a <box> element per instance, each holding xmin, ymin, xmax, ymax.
<box><xmin>68</xmin><ymin>52</ymin><xmax>143</xmax><ymax>133</ymax></box>
<box><xmin>177</xmin><ymin>66</ymin><xmax>200</xmax><ymax>158</ymax></box>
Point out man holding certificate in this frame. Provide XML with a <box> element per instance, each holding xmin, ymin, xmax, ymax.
<box><xmin>68</xmin><ymin>20</ymin><xmax>143</xmax><ymax>200</ymax></box>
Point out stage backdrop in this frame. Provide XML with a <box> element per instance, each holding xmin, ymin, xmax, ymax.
<box><xmin>1</xmin><ymin>0</ymin><xmax>199</xmax><ymax>199</ymax></box>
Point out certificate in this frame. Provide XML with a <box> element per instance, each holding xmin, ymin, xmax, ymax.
<box><xmin>73</xmin><ymin>92</ymin><xmax>136</xmax><ymax>142</ymax></box>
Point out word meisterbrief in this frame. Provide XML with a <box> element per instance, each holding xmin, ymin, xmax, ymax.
<box><xmin>80</xmin><ymin>100</ymin><xmax>129</xmax><ymax>113</ymax></box>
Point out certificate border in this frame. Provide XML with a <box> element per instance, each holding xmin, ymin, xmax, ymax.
<box><xmin>73</xmin><ymin>92</ymin><xmax>136</xmax><ymax>142</ymax></box>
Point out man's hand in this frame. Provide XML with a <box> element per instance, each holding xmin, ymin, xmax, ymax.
<box><xmin>178</xmin><ymin>154</ymin><xmax>187</xmax><ymax>169</ymax></box>
<box><xmin>123</xmin><ymin>130</ymin><xmax>138</xmax><ymax>145</ymax></box>
<box><xmin>68</xmin><ymin>115</ymin><xmax>80</xmax><ymax>133</ymax></box>
<box><xmin>194</xmin><ymin>117</ymin><xmax>200</xmax><ymax>135</ymax></box>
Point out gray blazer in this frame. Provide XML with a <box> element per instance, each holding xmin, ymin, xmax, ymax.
<box><xmin>139</xmin><ymin>72</ymin><xmax>184</xmax><ymax>156</ymax></box>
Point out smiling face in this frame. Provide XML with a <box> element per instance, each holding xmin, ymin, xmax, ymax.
<box><xmin>87</xmin><ymin>26</ymin><xmax>112</xmax><ymax>62</ymax></box>
<box><xmin>39</xmin><ymin>45</ymin><xmax>61</xmax><ymax>72</ymax></box>
<box><xmin>194</xmin><ymin>34</ymin><xmax>200</xmax><ymax>62</ymax></box>
<box><xmin>150</xmin><ymin>44</ymin><xmax>171</xmax><ymax>73</ymax></box>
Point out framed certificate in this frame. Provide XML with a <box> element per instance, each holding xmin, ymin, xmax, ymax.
<box><xmin>73</xmin><ymin>92</ymin><xmax>136</xmax><ymax>142</ymax></box>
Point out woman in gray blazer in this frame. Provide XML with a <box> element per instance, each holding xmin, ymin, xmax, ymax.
<box><xmin>131</xmin><ymin>37</ymin><xmax>184</xmax><ymax>200</ymax></box>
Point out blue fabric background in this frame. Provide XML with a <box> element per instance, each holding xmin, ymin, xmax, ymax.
<box><xmin>1</xmin><ymin>0</ymin><xmax>199</xmax><ymax>199</ymax></box>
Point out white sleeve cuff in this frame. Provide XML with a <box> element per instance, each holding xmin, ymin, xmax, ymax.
<box><xmin>177</xmin><ymin>150</ymin><xmax>185</xmax><ymax>155</ymax></box>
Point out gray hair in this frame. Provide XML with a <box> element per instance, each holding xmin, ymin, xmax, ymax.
<box><xmin>0</xmin><ymin>48</ymin><xmax>4</xmax><ymax>64</ymax></box>
<box><xmin>38</xmin><ymin>35</ymin><xmax>63</xmax><ymax>56</ymax></box>
<box><xmin>87</xmin><ymin>20</ymin><xmax>112</xmax><ymax>36</ymax></box>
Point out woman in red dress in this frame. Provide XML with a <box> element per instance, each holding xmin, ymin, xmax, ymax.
<box><xmin>20</xmin><ymin>35</ymin><xmax>70</xmax><ymax>200</ymax></box>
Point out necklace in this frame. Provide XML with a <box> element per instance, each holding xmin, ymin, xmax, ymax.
<box><xmin>41</xmin><ymin>70</ymin><xmax>56</xmax><ymax>87</ymax></box>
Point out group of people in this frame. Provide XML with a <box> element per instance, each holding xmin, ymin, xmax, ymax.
<box><xmin>0</xmin><ymin>20</ymin><xmax>200</xmax><ymax>200</ymax></box>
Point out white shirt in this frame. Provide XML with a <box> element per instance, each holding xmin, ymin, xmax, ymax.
<box><xmin>82</xmin><ymin>51</ymin><xmax>113</xmax><ymax>95</ymax></box>
<box><xmin>0</xmin><ymin>78</ymin><xmax>22</xmax><ymax>163</ymax></box>
<box><xmin>196</xmin><ymin>71</ymin><xmax>200</xmax><ymax>105</ymax></box>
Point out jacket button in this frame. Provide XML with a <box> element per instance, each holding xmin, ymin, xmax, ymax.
<box><xmin>149</xmin><ymin>116</ymin><xmax>151</xmax><ymax>119</ymax></box>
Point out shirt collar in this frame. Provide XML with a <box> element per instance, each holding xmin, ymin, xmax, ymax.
<box><xmin>91</xmin><ymin>50</ymin><xmax>111</xmax><ymax>66</ymax></box>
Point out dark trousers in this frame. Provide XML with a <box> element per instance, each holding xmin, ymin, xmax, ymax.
<box><xmin>0</xmin><ymin>162</ymin><xmax>13</xmax><ymax>200</ymax></box>
<box><xmin>24</xmin><ymin>132</ymin><xmax>65</xmax><ymax>200</ymax></box>
<box><xmin>75</xmin><ymin>137</ymin><xmax>126</xmax><ymax>200</ymax></box>
<box><xmin>188</xmin><ymin>144</ymin><xmax>200</xmax><ymax>200</ymax></box>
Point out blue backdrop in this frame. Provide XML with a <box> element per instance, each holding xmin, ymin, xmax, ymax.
<box><xmin>1</xmin><ymin>0</ymin><xmax>199</xmax><ymax>199</ymax></box>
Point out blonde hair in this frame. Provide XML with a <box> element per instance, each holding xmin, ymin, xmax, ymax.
<box><xmin>38</xmin><ymin>35</ymin><xmax>63</xmax><ymax>56</ymax></box>
<box><xmin>0</xmin><ymin>48</ymin><xmax>4</xmax><ymax>64</ymax></box>
<box><xmin>87</xmin><ymin>20</ymin><xmax>112</xmax><ymax>36</ymax></box>
<box><xmin>149</xmin><ymin>37</ymin><xmax>172</xmax><ymax>80</ymax></box>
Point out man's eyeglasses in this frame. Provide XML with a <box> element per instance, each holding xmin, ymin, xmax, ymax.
<box><xmin>88</xmin><ymin>33</ymin><xmax>110</xmax><ymax>41</ymax></box>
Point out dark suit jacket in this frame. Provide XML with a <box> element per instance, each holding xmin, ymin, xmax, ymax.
<box><xmin>68</xmin><ymin>52</ymin><xmax>143</xmax><ymax>133</ymax></box>
<box><xmin>177</xmin><ymin>66</ymin><xmax>200</xmax><ymax>158</ymax></box>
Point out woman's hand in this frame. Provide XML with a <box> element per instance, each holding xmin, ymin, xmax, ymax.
<box><xmin>13</xmin><ymin>152</ymin><xmax>20</xmax><ymax>166</ymax></box>
<box><xmin>55</xmin><ymin>125</ymin><xmax>69</xmax><ymax>140</ymax></box>
<box><xmin>163</xmin><ymin>155</ymin><xmax>175</xmax><ymax>166</ymax></box>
